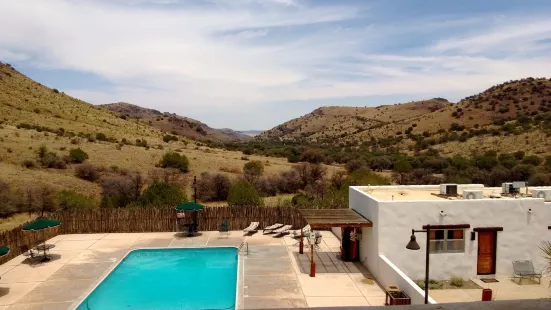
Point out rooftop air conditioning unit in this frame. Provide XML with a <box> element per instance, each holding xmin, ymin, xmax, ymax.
<box><xmin>532</xmin><ymin>189</ymin><xmax>551</xmax><ymax>201</ymax></box>
<box><xmin>502</xmin><ymin>182</ymin><xmax>514</xmax><ymax>194</ymax></box>
<box><xmin>463</xmin><ymin>190</ymin><xmax>483</xmax><ymax>200</ymax></box>
<box><xmin>440</xmin><ymin>184</ymin><xmax>458</xmax><ymax>195</ymax></box>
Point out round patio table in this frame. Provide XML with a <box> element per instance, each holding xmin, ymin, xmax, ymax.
<box><xmin>34</xmin><ymin>244</ymin><xmax>55</xmax><ymax>262</ymax></box>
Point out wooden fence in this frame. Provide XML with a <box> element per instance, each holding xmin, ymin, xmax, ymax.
<box><xmin>0</xmin><ymin>206</ymin><xmax>306</xmax><ymax>264</ymax></box>
<box><xmin>0</xmin><ymin>221</ymin><xmax>60</xmax><ymax>265</ymax></box>
<box><xmin>47</xmin><ymin>206</ymin><xmax>307</xmax><ymax>234</ymax></box>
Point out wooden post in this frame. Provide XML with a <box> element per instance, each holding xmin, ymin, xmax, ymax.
<box><xmin>299</xmin><ymin>227</ymin><xmax>304</xmax><ymax>254</ymax></box>
<box><xmin>309</xmin><ymin>242</ymin><xmax>316</xmax><ymax>277</ymax></box>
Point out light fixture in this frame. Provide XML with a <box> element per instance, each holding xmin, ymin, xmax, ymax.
<box><xmin>528</xmin><ymin>208</ymin><xmax>532</xmax><ymax>213</ymax></box>
<box><xmin>406</xmin><ymin>230</ymin><xmax>421</xmax><ymax>250</ymax></box>
<box><xmin>440</xmin><ymin>210</ymin><xmax>447</xmax><ymax>217</ymax></box>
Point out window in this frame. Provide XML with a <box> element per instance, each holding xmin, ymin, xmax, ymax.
<box><xmin>429</xmin><ymin>229</ymin><xmax>464</xmax><ymax>253</ymax></box>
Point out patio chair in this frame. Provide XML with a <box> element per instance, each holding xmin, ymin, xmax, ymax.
<box><xmin>273</xmin><ymin>225</ymin><xmax>292</xmax><ymax>237</ymax></box>
<box><xmin>218</xmin><ymin>219</ymin><xmax>230</xmax><ymax>238</ymax></box>
<box><xmin>20</xmin><ymin>245</ymin><xmax>40</xmax><ymax>262</ymax></box>
<box><xmin>243</xmin><ymin>222</ymin><xmax>259</xmax><ymax>235</ymax></box>
<box><xmin>314</xmin><ymin>234</ymin><xmax>323</xmax><ymax>250</ymax></box>
<box><xmin>512</xmin><ymin>260</ymin><xmax>543</xmax><ymax>284</ymax></box>
<box><xmin>263</xmin><ymin>223</ymin><xmax>283</xmax><ymax>234</ymax></box>
<box><xmin>291</xmin><ymin>225</ymin><xmax>311</xmax><ymax>238</ymax></box>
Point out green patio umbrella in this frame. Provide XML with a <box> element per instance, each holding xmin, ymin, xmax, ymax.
<box><xmin>175</xmin><ymin>202</ymin><xmax>205</xmax><ymax>211</ymax></box>
<box><xmin>22</xmin><ymin>219</ymin><xmax>62</xmax><ymax>231</ymax></box>
<box><xmin>0</xmin><ymin>246</ymin><xmax>10</xmax><ymax>258</ymax></box>
<box><xmin>23</xmin><ymin>218</ymin><xmax>62</xmax><ymax>262</ymax></box>
<box><xmin>176</xmin><ymin>202</ymin><xmax>204</xmax><ymax>236</ymax></box>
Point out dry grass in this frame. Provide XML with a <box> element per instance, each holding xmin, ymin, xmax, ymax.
<box><xmin>0</xmin><ymin>126</ymin><xmax>344</xmax><ymax>198</ymax></box>
<box><xmin>200</xmin><ymin>193</ymin><xmax>295</xmax><ymax>207</ymax></box>
<box><xmin>0</xmin><ymin>63</ymin><xmax>163</xmax><ymax>141</ymax></box>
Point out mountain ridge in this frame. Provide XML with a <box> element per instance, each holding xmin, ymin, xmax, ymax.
<box><xmin>101</xmin><ymin>102</ymin><xmax>251</xmax><ymax>143</ymax></box>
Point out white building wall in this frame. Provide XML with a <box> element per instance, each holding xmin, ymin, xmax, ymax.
<box><xmin>349</xmin><ymin>187</ymin><xmax>380</xmax><ymax>278</ymax></box>
<box><xmin>351</xmin><ymin>185</ymin><xmax>551</xmax><ymax>280</ymax></box>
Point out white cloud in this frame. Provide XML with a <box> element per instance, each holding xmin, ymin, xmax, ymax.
<box><xmin>0</xmin><ymin>0</ymin><xmax>551</xmax><ymax>129</ymax></box>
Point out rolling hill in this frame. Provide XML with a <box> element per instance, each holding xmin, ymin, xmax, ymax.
<box><xmin>0</xmin><ymin>61</ymin><xmax>342</xmax><ymax>201</ymax></box>
<box><xmin>257</xmin><ymin>78</ymin><xmax>551</xmax><ymax>156</ymax></box>
<box><xmin>101</xmin><ymin>102</ymin><xmax>251</xmax><ymax>143</ymax></box>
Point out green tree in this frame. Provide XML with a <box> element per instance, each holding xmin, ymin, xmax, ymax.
<box><xmin>159</xmin><ymin>152</ymin><xmax>189</xmax><ymax>172</ymax></box>
<box><xmin>394</xmin><ymin>158</ymin><xmax>413</xmax><ymax>173</ymax></box>
<box><xmin>138</xmin><ymin>182</ymin><xmax>187</xmax><ymax>208</ymax></box>
<box><xmin>69</xmin><ymin>148</ymin><xmax>89</xmax><ymax>163</ymax></box>
<box><xmin>243</xmin><ymin>160</ymin><xmax>264</xmax><ymax>182</ymax></box>
<box><xmin>227</xmin><ymin>181</ymin><xmax>263</xmax><ymax>206</ymax></box>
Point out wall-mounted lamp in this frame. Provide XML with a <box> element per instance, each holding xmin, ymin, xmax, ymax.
<box><xmin>470</xmin><ymin>231</ymin><xmax>476</xmax><ymax>241</ymax></box>
<box><xmin>528</xmin><ymin>208</ymin><xmax>533</xmax><ymax>214</ymax></box>
<box><xmin>440</xmin><ymin>210</ymin><xmax>447</xmax><ymax>217</ymax></box>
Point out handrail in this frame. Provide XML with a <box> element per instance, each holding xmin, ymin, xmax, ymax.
<box><xmin>238</xmin><ymin>241</ymin><xmax>248</xmax><ymax>255</ymax></box>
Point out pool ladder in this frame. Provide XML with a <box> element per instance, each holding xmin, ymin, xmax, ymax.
<box><xmin>238</xmin><ymin>241</ymin><xmax>248</xmax><ymax>255</ymax></box>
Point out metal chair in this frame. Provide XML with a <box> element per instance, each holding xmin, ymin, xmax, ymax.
<box><xmin>218</xmin><ymin>219</ymin><xmax>230</xmax><ymax>238</ymax></box>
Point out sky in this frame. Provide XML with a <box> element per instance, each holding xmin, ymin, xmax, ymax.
<box><xmin>1</xmin><ymin>1</ymin><xmax>551</xmax><ymax>130</ymax></box>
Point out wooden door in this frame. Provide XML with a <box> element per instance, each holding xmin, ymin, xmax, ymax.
<box><xmin>477</xmin><ymin>231</ymin><xmax>497</xmax><ymax>275</ymax></box>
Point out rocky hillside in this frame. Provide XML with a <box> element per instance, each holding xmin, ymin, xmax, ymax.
<box><xmin>257</xmin><ymin>78</ymin><xmax>551</xmax><ymax>155</ymax></box>
<box><xmin>257</xmin><ymin>98</ymin><xmax>450</xmax><ymax>143</ymax></box>
<box><xmin>101</xmin><ymin>102</ymin><xmax>251</xmax><ymax>143</ymax></box>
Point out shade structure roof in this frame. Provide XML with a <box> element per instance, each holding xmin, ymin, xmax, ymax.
<box><xmin>176</xmin><ymin>202</ymin><xmax>205</xmax><ymax>211</ymax></box>
<box><xmin>298</xmin><ymin>209</ymin><xmax>372</xmax><ymax>229</ymax></box>
<box><xmin>22</xmin><ymin>219</ymin><xmax>62</xmax><ymax>231</ymax></box>
<box><xmin>0</xmin><ymin>246</ymin><xmax>9</xmax><ymax>257</ymax></box>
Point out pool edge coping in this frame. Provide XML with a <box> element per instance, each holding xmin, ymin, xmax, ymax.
<box><xmin>69</xmin><ymin>246</ymin><xmax>243</xmax><ymax>310</ymax></box>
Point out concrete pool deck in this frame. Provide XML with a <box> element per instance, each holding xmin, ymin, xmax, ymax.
<box><xmin>0</xmin><ymin>231</ymin><xmax>385</xmax><ymax>309</ymax></box>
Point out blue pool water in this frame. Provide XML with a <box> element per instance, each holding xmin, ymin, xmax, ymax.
<box><xmin>77</xmin><ymin>247</ymin><xmax>238</xmax><ymax>310</ymax></box>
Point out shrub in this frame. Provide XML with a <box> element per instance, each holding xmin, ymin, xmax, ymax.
<box><xmin>345</xmin><ymin>159</ymin><xmax>366</xmax><ymax>173</ymax></box>
<box><xmin>243</xmin><ymin>148</ymin><xmax>254</xmax><ymax>155</ymax></box>
<box><xmin>57</xmin><ymin>190</ymin><xmax>96</xmax><ymax>210</ymax></box>
<box><xmin>41</xmin><ymin>152</ymin><xmax>67</xmax><ymax>169</ymax></box>
<box><xmin>196</xmin><ymin>172</ymin><xmax>232</xmax><ymax>201</ymax></box>
<box><xmin>522</xmin><ymin>155</ymin><xmax>542</xmax><ymax>166</ymax></box>
<box><xmin>514</xmin><ymin>151</ymin><xmax>525</xmax><ymax>160</ymax></box>
<box><xmin>22</xmin><ymin>159</ymin><xmax>36</xmax><ymax>168</ymax></box>
<box><xmin>138</xmin><ymin>182</ymin><xmax>187</xmax><ymax>208</ymax></box>
<box><xmin>69</xmin><ymin>148</ymin><xmax>89</xmax><ymax>164</ymax></box>
<box><xmin>394</xmin><ymin>158</ymin><xmax>413</xmax><ymax>173</ymax></box>
<box><xmin>159</xmin><ymin>152</ymin><xmax>189</xmax><ymax>173</ymax></box>
<box><xmin>300</xmin><ymin>149</ymin><xmax>326</xmax><ymax>164</ymax></box>
<box><xmin>227</xmin><ymin>181</ymin><xmax>263</xmax><ymax>206</ymax></box>
<box><xmin>450</xmin><ymin>275</ymin><xmax>465</xmax><ymax>287</ymax></box>
<box><xmin>95</xmin><ymin>132</ymin><xmax>107</xmax><ymax>141</ymax></box>
<box><xmin>70</xmin><ymin>138</ymin><xmax>80</xmax><ymax>145</ymax></box>
<box><xmin>162</xmin><ymin>135</ymin><xmax>178</xmax><ymax>143</ymax></box>
<box><xmin>243</xmin><ymin>160</ymin><xmax>264</xmax><ymax>182</ymax></box>
<box><xmin>74</xmin><ymin>164</ymin><xmax>100</xmax><ymax>182</ymax></box>
<box><xmin>101</xmin><ymin>173</ymin><xmax>143</xmax><ymax>208</ymax></box>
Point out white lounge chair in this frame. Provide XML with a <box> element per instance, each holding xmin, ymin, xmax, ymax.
<box><xmin>273</xmin><ymin>225</ymin><xmax>292</xmax><ymax>237</ymax></box>
<box><xmin>263</xmin><ymin>223</ymin><xmax>283</xmax><ymax>234</ymax></box>
<box><xmin>243</xmin><ymin>222</ymin><xmax>259</xmax><ymax>235</ymax></box>
<box><xmin>291</xmin><ymin>225</ymin><xmax>311</xmax><ymax>238</ymax></box>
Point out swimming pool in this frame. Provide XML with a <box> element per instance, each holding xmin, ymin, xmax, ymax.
<box><xmin>76</xmin><ymin>247</ymin><xmax>238</xmax><ymax>310</ymax></box>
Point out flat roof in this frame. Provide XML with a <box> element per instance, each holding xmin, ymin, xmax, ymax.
<box><xmin>361</xmin><ymin>186</ymin><xmax>545</xmax><ymax>202</ymax></box>
<box><xmin>298</xmin><ymin>209</ymin><xmax>373</xmax><ymax>228</ymax></box>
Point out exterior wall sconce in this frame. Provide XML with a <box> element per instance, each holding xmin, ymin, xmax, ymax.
<box><xmin>440</xmin><ymin>210</ymin><xmax>447</xmax><ymax>217</ymax></box>
<box><xmin>470</xmin><ymin>231</ymin><xmax>476</xmax><ymax>241</ymax></box>
<box><xmin>528</xmin><ymin>208</ymin><xmax>533</xmax><ymax>213</ymax></box>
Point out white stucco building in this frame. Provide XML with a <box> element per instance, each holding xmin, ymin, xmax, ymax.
<box><xmin>345</xmin><ymin>184</ymin><xmax>551</xmax><ymax>286</ymax></box>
